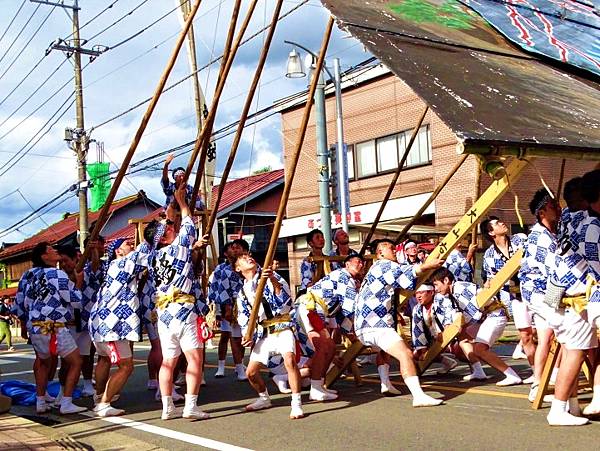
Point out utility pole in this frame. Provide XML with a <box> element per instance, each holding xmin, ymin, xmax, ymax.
<box><xmin>35</xmin><ymin>0</ymin><xmax>105</xmax><ymax>251</ymax></box>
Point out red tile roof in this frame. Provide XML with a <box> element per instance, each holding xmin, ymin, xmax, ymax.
<box><xmin>0</xmin><ymin>193</ymin><xmax>146</xmax><ymax>259</ymax></box>
<box><xmin>211</xmin><ymin>169</ymin><xmax>284</xmax><ymax>213</ymax></box>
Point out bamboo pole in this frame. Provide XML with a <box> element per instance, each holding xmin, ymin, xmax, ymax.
<box><xmin>394</xmin><ymin>153</ymin><xmax>469</xmax><ymax>244</ymax></box>
<box><xmin>243</xmin><ymin>17</ymin><xmax>335</xmax><ymax>342</ymax></box>
<box><xmin>556</xmin><ymin>158</ymin><xmax>566</xmax><ymax>200</ymax></box>
<box><xmin>205</xmin><ymin>0</ymin><xmax>284</xmax><ymax>237</ymax></box>
<box><xmin>359</xmin><ymin>106</ymin><xmax>429</xmax><ymax>255</ymax></box>
<box><xmin>184</xmin><ymin>0</ymin><xmax>255</xmax><ymax>198</ymax></box>
<box><xmin>76</xmin><ymin>0</ymin><xmax>203</xmax><ymax>272</ymax></box>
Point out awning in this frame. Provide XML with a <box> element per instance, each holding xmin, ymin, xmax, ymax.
<box><xmin>353</xmin><ymin>218</ymin><xmax>449</xmax><ymax>236</ymax></box>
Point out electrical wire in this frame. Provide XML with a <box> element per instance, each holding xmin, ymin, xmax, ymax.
<box><xmin>0</xmin><ymin>0</ymin><xmax>27</xmax><ymax>46</ymax></box>
<box><xmin>0</xmin><ymin>2</ymin><xmax>42</xmax><ymax>67</ymax></box>
<box><xmin>0</xmin><ymin>5</ymin><xmax>56</xmax><ymax>83</ymax></box>
<box><xmin>86</xmin><ymin>0</ymin><xmax>154</xmax><ymax>43</ymax></box>
<box><xmin>62</xmin><ymin>0</ymin><xmax>123</xmax><ymax>41</ymax></box>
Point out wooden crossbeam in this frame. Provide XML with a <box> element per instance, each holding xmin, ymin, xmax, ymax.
<box><xmin>325</xmin><ymin>340</ymin><xmax>365</xmax><ymax>389</ymax></box>
<box><xmin>417</xmin><ymin>249</ymin><xmax>523</xmax><ymax>374</ymax></box>
<box><xmin>417</xmin><ymin>314</ymin><xmax>463</xmax><ymax>374</ymax></box>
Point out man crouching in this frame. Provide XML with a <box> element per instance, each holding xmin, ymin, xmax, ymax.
<box><xmin>235</xmin><ymin>253</ymin><xmax>304</xmax><ymax>419</ymax></box>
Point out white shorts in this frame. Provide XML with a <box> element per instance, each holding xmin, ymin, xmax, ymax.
<box><xmin>467</xmin><ymin>315</ymin><xmax>507</xmax><ymax>346</ymax></box>
<box><xmin>94</xmin><ymin>339</ymin><xmax>133</xmax><ymax>360</ymax></box>
<box><xmin>146</xmin><ymin>323</ymin><xmax>159</xmax><ymax>341</ymax></box>
<box><xmin>529</xmin><ymin>299</ymin><xmax>597</xmax><ymax>350</ymax></box>
<box><xmin>356</xmin><ymin>327</ymin><xmax>402</xmax><ymax>353</ymax></box>
<box><xmin>68</xmin><ymin>327</ymin><xmax>92</xmax><ymax>356</ymax></box>
<box><xmin>158</xmin><ymin>313</ymin><xmax>203</xmax><ymax>360</ymax></box>
<box><xmin>220</xmin><ymin>319</ymin><xmax>242</xmax><ymax>338</ymax></box>
<box><xmin>250</xmin><ymin>329</ymin><xmax>296</xmax><ymax>366</ymax></box>
<box><xmin>31</xmin><ymin>327</ymin><xmax>78</xmax><ymax>359</ymax></box>
<box><xmin>511</xmin><ymin>299</ymin><xmax>533</xmax><ymax>330</ymax></box>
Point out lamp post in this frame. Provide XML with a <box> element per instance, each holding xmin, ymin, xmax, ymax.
<box><xmin>285</xmin><ymin>41</ymin><xmax>350</xmax><ymax>254</ymax></box>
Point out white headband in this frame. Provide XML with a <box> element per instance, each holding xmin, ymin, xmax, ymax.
<box><xmin>415</xmin><ymin>284</ymin><xmax>434</xmax><ymax>292</ymax></box>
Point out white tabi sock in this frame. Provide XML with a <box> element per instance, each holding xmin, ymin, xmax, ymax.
<box><xmin>259</xmin><ymin>390</ymin><xmax>269</xmax><ymax>401</ymax></box>
<box><xmin>235</xmin><ymin>363</ymin><xmax>245</xmax><ymax>374</ymax></box>
<box><xmin>60</xmin><ymin>396</ymin><xmax>72</xmax><ymax>407</ymax></box>
<box><xmin>549</xmin><ymin>399</ymin><xmax>567</xmax><ymax>416</ymax></box>
<box><xmin>217</xmin><ymin>360</ymin><xmax>226</xmax><ymax>372</ymax></box>
<box><xmin>83</xmin><ymin>379</ymin><xmax>94</xmax><ymax>390</ymax></box>
<box><xmin>291</xmin><ymin>392</ymin><xmax>302</xmax><ymax>406</ymax></box>
<box><xmin>503</xmin><ymin>367</ymin><xmax>520</xmax><ymax>379</ymax></box>
<box><xmin>471</xmin><ymin>362</ymin><xmax>486</xmax><ymax>377</ymax></box>
<box><xmin>377</xmin><ymin>364</ymin><xmax>391</xmax><ymax>387</ymax></box>
<box><xmin>184</xmin><ymin>394</ymin><xmax>198</xmax><ymax>409</ymax></box>
<box><xmin>403</xmin><ymin>375</ymin><xmax>426</xmax><ymax>398</ymax></box>
<box><xmin>591</xmin><ymin>385</ymin><xmax>600</xmax><ymax>404</ymax></box>
<box><xmin>162</xmin><ymin>395</ymin><xmax>175</xmax><ymax>412</ymax></box>
<box><xmin>310</xmin><ymin>378</ymin><xmax>324</xmax><ymax>391</ymax></box>
<box><xmin>36</xmin><ymin>396</ymin><xmax>45</xmax><ymax>405</ymax></box>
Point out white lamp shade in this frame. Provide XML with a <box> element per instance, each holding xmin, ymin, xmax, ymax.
<box><xmin>286</xmin><ymin>49</ymin><xmax>305</xmax><ymax>78</ymax></box>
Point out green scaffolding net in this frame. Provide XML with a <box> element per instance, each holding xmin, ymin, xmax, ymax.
<box><xmin>86</xmin><ymin>162</ymin><xmax>111</xmax><ymax>212</ymax></box>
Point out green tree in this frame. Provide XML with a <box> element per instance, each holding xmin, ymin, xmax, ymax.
<box><xmin>252</xmin><ymin>165</ymin><xmax>272</xmax><ymax>175</ymax></box>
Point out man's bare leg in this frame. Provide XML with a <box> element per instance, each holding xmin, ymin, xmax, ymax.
<box><xmin>547</xmin><ymin>348</ymin><xmax>589</xmax><ymax>426</ymax></box>
<box><xmin>472</xmin><ymin>342</ymin><xmax>521</xmax><ymax>386</ymax></box>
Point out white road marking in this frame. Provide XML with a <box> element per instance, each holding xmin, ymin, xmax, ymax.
<box><xmin>82</xmin><ymin>412</ymin><xmax>253</xmax><ymax>451</ymax></box>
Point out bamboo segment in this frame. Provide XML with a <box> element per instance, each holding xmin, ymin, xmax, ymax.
<box><xmin>242</xmin><ymin>17</ymin><xmax>335</xmax><ymax>342</ymax></box>
<box><xmin>75</xmin><ymin>0</ymin><xmax>203</xmax><ymax>272</ymax></box>
<box><xmin>205</xmin><ymin>0</ymin><xmax>284</xmax><ymax>237</ymax></box>
<box><xmin>359</xmin><ymin>107</ymin><xmax>429</xmax><ymax>255</ymax></box>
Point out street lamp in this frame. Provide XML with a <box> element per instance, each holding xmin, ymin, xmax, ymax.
<box><xmin>284</xmin><ymin>41</ymin><xmax>351</xmax><ymax>253</ymax></box>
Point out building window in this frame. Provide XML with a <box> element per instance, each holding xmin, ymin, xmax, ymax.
<box><xmin>346</xmin><ymin>125</ymin><xmax>431</xmax><ymax>181</ymax></box>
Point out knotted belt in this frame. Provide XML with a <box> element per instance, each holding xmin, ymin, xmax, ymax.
<box><xmin>155</xmin><ymin>287</ymin><xmax>195</xmax><ymax>310</ymax></box>
<box><xmin>260</xmin><ymin>313</ymin><xmax>292</xmax><ymax>335</ymax></box>
<box><xmin>32</xmin><ymin>320</ymin><xmax>66</xmax><ymax>356</ymax></box>
<box><xmin>561</xmin><ymin>275</ymin><xmax>599</xmax><ymax>314</ymax></box>
<box><xmin>484</xmin><ymin>300</ymin><xmax>509</xmax><ymax>319</ymax></box>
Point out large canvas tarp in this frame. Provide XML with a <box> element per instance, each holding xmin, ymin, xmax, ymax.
<box><xmin>321</xmin><ymin>0</ymin><xmax>600</xmax><ymax>153</ymax></box>
<box><xmin>464</xmin><ymin>0</ymin><xmax>600</xmax><ymax>77</ymax></box>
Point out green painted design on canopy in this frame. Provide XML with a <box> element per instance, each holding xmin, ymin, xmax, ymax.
<box><xmin>389</xmin><ymin>0</ymin><xmax>476</xmax><ymax>30</ymax></box>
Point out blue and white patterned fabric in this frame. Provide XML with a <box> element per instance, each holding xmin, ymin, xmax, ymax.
<box><xmin>448</xmin><ymin>281</ymin><xmax>505</xmax><ymax>325</ymax></box>
<box><xmin>570</xmin><ymin>211</ymin><xmax>600</xmax><ymax>321</ymax></box>
<box><xmin>151</xmin><ymin>216</ymin><xmax>207</xmax><ymax>327</ymax></box>
<box><xmin>303</xmin><ymin>268</ymin><xmax>358</xmax><ymax>333</ymax></box>
<box><xmin>483</xmin><ymin>233</ymin><xmax>526</xmax><ymax>304</ymax></box>
<box><xmin>207</xmin><ymin>262</ymin><xmax>242</xmax><ymax>307</ymax></box>
<box><xmin>411</xmin><ymin>293</ymin><xmax>458</xmax><ymax>350</ymax></box>
<box><xmin>78</xmin><ymin>262</ymin><xmax>103</xmax><ymax>332</ymax></box>
<box><xmin>558</xmin><ymin>207</ymin><xmax>588</xmax><ymax>252</ymax></box>
<box><xmin>14</xmin><ymin>269</ymin><xmax>34</xmax><ymax>326</ymax></box>
<box><xmin>139</xmin><ymin>272</ymin><xmax>156</xmax><ymax>328</ymax></box>
<box><xmin>89</xmin><ymin>243</ymin><xmax>151</xmax><ymax>342</ymax></box>
<box><xmin>444</xmin><ymin>249</ymin><xmax>473</xmax><ymax>283</ymax></box>
<box><xmin>299</xmin><ymin>256</ymin><xmax>317</xmax><ymax>291</ymax></box>
<box><xmin>236</xmin><ymin>270</ymin><xmax>293</xmax><ymax>341</ymax></box>
<box><xmin>354</xmin><ymin>259</ymin><xmax>417</xmax><ymax>332</ymax></box>
<box><xmin>160</xmin><ymin>180</ymin><xmax>205</xmax><ymax>211</ymax></box>
<box><xmin>24</xmin><ymin>267</ymin><xmax>81</xmax><ymax>335</ymax></box>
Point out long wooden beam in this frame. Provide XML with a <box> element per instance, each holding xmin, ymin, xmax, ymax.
<box><xmin>243</xmin><ymin>17</ymin><xmax>335</xmax><ymax>342</ymax></box>
<box><xmin>75</xmin><ymin>0</ymin><xmax>203</xmax><ymax>272</ymax></box>
<box><xmin>204</xmin><ymin>0</ymin><xmax>284</xmax><ymax>236</ymax></box>
<box><xmin>358</xmin><ymin>107</ymin><xmax>428</xmax><ymax>255</ymax></box>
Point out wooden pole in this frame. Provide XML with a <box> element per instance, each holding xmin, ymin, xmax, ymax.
<box><xmin>243</xmin><ymin>17</ymin><xmax>335</xmax><ymax>342</ymax></box>
<box><xmin>205</xmin><ymin>0</ymin><xmax>284</xmax><ymax>237</ymax></box>
<box><xmin>556</xmin><ymin>158</ymin><xmax>566</xmax><ymax>201</ymax></box>
<box><xmin>394</xmin><ymin>153</ymin><xmax>469</xmax><ymax>244</ymax></box>
<box><xmin>359</xmin><ymin>106</ymin><xmax>429</xmax><ymax>255</ymax></box>
<box><xmin>185</xmin><ymin>0</ymin><xmax>256</xmax><ymax>199</ymax></box>
<box><xmin>75</xmin><ymin>0</ymin><xmax>203</xmax><ymax>272</ymax></box>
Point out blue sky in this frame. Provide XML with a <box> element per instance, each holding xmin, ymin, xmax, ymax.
<box><xmin>0</xmin><ymin>0</ymin><xmax>371</xmax><ymax>243</ymax></box>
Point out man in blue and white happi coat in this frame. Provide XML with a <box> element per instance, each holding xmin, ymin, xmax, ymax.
<box><xmin>354</xmin><ymin>238</ymin><xmax>444</xmax><ymax>407</ymax></box>
<box><xmin>24</xmin><ymin>242</ymin><xmax>87</xmax><ymax>415</ymax></box>
<box><xmin>411</xmin><ymin>283</ymin><xmax>459</xmax><ymax>375</ymax></box>
<box><xmin>144</xmin><ymin>185</ymin><xmax>210</xmax><ymax>421</ymax></box>
<box><xmin>294</xmin><ymin>254</ymin><xmax>364</xmax><ymax>401</ymax></box>
<box><xmin>480</xmin><ymin>216</ymin><xmax>533</xmax><ymax>368</ymax></box>
<box><xmin>518</xmin><ymin>187</ymin><xmax>596</xmax><ymax>426</ymax></box>
<box><xmin>90</xmin><ymin>236</ymin><xmax>151</xmax><ymax>417</ymax></box>
<box><xmin>431</xmin><ymin>267</ymin><xmax>522</xmax><ymax>386</ymax></box>
<box><xmin>235</xmin><ymin>253</ymin><xmax>304</xmax><ymax>419</ymax></box>
<box><xmin>299</xmin><ymin>229</ymin><xmax>326</xmax><ymax>293</ymax></box>
<box><xmin>207</xmin><ymin>239</ymin><xmax>248</xmax><ymax>380</ymax></box>
<box><xmin>444</xmin><ymin>246</ymin><xmax>476</xmax><ymax>283</ymax></box>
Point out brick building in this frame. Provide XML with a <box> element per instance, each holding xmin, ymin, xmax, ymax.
<box><xmin>278</xmin><ymin>63</ymin><xmax>594</xmax><ymax>293</ymax></box>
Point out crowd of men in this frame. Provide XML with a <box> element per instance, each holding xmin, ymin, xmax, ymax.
<box><xmin>8</xmin><ymin>163</ymin><xmax>600</xmax><ymax>427</ymax></box>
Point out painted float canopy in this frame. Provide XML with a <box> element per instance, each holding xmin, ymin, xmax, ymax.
<box><xmin>321</xmin><ymin>0</ymin><xmax>600</xmax><ymax>155</ymax></box>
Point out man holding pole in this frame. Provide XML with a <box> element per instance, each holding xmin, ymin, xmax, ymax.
<box><xmin>144</xmin><ymin>185</ymin><xmax>210</xmax><ymax>420</ymax></box>
<box><xmin>354</xmin><ymin>239</ymin><xmax>444</xmax><ymax>407</ymax></box>
<box><xmin>299</xmin><ymin>229</ymin><xmax>326</xmax><ymax>292</ymax></box>
<box><xmin>235</xmin><ymin>253</ymin><xmax>304</xmax><ymax>419</ymax></box>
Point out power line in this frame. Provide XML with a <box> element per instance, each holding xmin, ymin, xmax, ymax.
<box><xmin>0</xmin><ymin>0</ymin><xmax>27</xmax><ymax>46</ymax></box>
<box><xmin>86</xmin><ymin>0</ymin><xmax>153</xmax><ymax>43</ymax></box>
<box><xmin>0</xmin><ymin>5</ymin><xmax>56</xmax><ymax>82</ymax></box>
<box><xmin>61</xmin><ymin>0</ymin><xmax>122</xmax><ymax>41</ymax></box>
<box><xmin>91</xmin><ymin>0</ymin><xmax>310</xmax><ymax>130</ymax></box>
<box><xmin>0</xmin><ymin>2</ymin><xmax>41</xmax><ymax>67</ymax></box>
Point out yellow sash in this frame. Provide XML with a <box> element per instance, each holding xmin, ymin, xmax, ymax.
<box><xmin>561</xmin><ymin>275</ymin><xmax>599</xmax><ymax>314</ymax></box>
<box><xmin>484</xmin><ymin>300</ymin><xmax>509</xmax><ymax>318</ymax></box>
<box><xmin>155</xmin><ymin>287</ymin><xmax>195</xmax><ymax>310</ymax></box>
<box><xmin>31</xmin><ymin>321</ymin><xmax>65</xmax><ymax>335</ymax></box>
<box><xmin>260</xmin><ymin>313</ymin><xmax>291</xmax><ymax>328</ymax></box>
<box><xmin>300</xmin><ymin>292</ymin><xmax>329</xmax><ymax>316</ymax></box>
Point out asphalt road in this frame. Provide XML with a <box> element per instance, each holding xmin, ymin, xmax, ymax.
<box><xmin>1</xmin><ymin>339</ymin><xmax>598</xmax><ymax>451</ymax></box>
